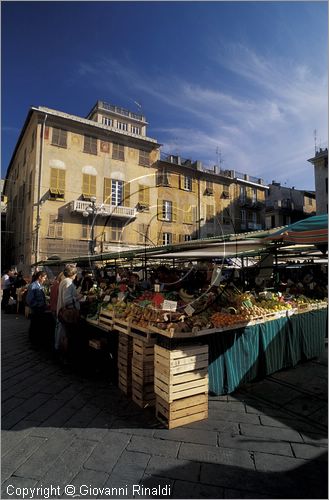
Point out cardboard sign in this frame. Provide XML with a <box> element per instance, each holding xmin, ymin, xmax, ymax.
<box><xmin>184</xmin><ymin>304</ymin><xmax>195</xmax><ymax>316</ymax></box>
<box><xmin>162</xmin><ymin>300</ymin><xmax>177</xmax><ymax>312</ymax></box>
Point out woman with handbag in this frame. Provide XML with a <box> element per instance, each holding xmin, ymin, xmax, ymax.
<box><xmin>56</xmin><ymin>264</ymin><xmax>80</xmax><ymax>361</ymax></box>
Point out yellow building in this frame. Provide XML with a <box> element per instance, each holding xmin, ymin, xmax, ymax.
<box><xmin>4</xmin><ymin>101</ymin><xmax>268</xmax><ymax>270</ymax></box>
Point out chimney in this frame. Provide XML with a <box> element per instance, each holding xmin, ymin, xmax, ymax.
<box><xmin>213</xmin><ymin>165</ymin><xmax>218</xmax><ymax>174</ymax></box>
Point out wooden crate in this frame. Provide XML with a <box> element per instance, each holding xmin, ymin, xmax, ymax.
<box><xmin>154</xmin><ymin>344</ymin><xmax>208</xmax><ymax>403</ymax></box>
<box><xmin>156</xmin><ymin>393</ymin><xmax>208</xmax><ymax>429</ymax></box>
<box><xmin>117</xmin><ymin>334</ymin><xmax>133</xmax><ymax>396</ymax></box>
<box><xmin>132</xmin><ymin>382</ymin><xmax>155</xmax><ymax>408</ymax></box>
<box><xmin>98</xmin><ymin>309</ymin><xmax>114</xmax><ymax>330</ymax></box>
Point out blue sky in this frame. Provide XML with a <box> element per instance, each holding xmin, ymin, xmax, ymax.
<box><xmin>2</xmin><ymin>1</ymin><xmax>328</xmax><ymax>189</ymax></box>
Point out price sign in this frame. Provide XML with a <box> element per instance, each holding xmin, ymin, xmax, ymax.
<box><xmin>103</xmin><ymin>295</ymin><xmax>111</xmax><ymax>302</ymax></box>
<box><xmin>162</xmin><ymin>300</ymin><xmax>177</xmax><ymax>312</ymax></box>
<box><xmin>184</xmin><ymin>304</ymin><xmax>195</xmax><ymax>316</ymax></box>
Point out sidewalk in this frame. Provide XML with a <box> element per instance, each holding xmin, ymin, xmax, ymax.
<box><xmin>1</xmin><ymin>313</ymin><xmax>328</xmax><ymax>499</ymax></box>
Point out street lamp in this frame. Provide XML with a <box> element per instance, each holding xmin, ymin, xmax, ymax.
<box><xmin>82</xmin><ymin>196</ymin><xmax>101</xmax><ymax>255</ymax></box>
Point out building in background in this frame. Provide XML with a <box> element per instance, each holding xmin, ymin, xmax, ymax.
<box><xmin>265</xmin><ymin>181</ymin><xmax>316</xmax><ymax>229</ymax></box>
<box><xmin>307</xmin><ymin>147</ymin><xmax>328</xmax><ymax>215</ymax></box>
<box><xmin>4</xmin><ymin>101</ymin><xmax>268</xmax><ymax>270</ymax></box>
<box><xmin>1</xmin><ymin>179</ymin><xmax>8</xmax><ymax>269</ymax></box>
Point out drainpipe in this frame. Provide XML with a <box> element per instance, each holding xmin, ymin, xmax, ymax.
<box><xmin>35</xmin><ymin>113</ymin><xmax>47</xmax><ymax>265</ymax></box>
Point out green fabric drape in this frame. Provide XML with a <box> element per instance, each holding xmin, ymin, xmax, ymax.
<box><xmin>207</xmin><ymin>309</ymin><xmax>327</xmax><ymax>395</ymax></box>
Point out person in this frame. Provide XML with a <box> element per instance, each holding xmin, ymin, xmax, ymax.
<box><xmin>1</xmin><ymin>269</ymin><xmax>15</xmax><ymax>311</ymax></box>
<box><xmin>49</xmin><ymin>272</ymin><xmax>64</xmax><ymax>316</ymax></box>
<box><xmin>80</xmin><ymin>271</ymin><xmax>94</xmax><ymax>293</ymax></box>
<box><xmin>56</xmin><ymin>265</ymin><xmax>81</xmax><ymax>361</ymax></box>
<box><xmin>14</xmin><ymin>271</ymin><xmax>27</xmax><ymax>289</ymax></box>
<box><xmin>26</xmin><ymin>271</ymin><xmax>53</xmax><ymax>346</ymax></box>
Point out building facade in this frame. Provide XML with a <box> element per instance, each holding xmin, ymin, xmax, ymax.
<box><xmin>307</xmin><ymin>147</ymin><xmax>328</xmax><ymax>215</ymax></box>
<box><xmin>4</xmin><ymin>101</ymin><xmax>267</xmax><ymax>270</ymax></box>
<box><xmin>265</xmin><ymin>181</ymin><xmax>316</xmax><ymax>229</ymax></box>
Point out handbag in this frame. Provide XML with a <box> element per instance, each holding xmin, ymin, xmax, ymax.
<box><xmin>58</xmin><ymin>300</ymin><xmax>80</xmax><ymax>324</ymax></box>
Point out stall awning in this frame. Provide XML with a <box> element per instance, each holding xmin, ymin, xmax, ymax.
<box><xmin>265</xmin><ymin>215</ymin><xmax>328</xmax><ymax>245</ymax></box>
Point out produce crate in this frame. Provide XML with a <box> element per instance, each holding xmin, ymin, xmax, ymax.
<box><xmin>131</xmin><ymin>338</ymin><xmax>155</xmax><ymax>408</ymax></box>
<box><xmin>114</xmin><ymin>318</ymin><xmax>157</xmax><ymax>343</ymax></box>
<box><xmin>156</xmin><ymin>393</ymin><xmax>208</xmax><ymax>429</ymax></box>
<box><xmin>98</xmin><ymin>309</ymin><xmax>114</xmax><ymax>330</ymax></box>
<box><xmin>154</xmin><ymin>344</ymin><xmax>209</xmax><ymax>403</ymax></box>
<box><xmin>117</xmin><ymin>334</ymin><xmax>133</xmax><ymax>396</ymax></box>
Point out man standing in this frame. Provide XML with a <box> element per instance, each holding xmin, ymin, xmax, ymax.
<box><xmin>26</xmin><ymin>271</ymin><xmax>53</xmax><ymax>346</ymax></box>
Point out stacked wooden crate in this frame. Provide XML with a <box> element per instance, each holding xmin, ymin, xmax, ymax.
<box><xmin>131</xmin><ymin>338</ymin><xmax>155</xmax><ymax>408</ymax></box>
<box><xmin>154</xmin><ymin>344</ymin><xmax>209</xmax><ymax>429</ymax></box>
<box><xmin>117</xmin><ymin>333</ymin><xmax>133</xmax><ymax>396</ymax></box>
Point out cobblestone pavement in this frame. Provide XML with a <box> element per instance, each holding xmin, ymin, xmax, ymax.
<box><xmin>1</xmin><ymin>313</ymin><xmax>328</xmax><ymax>499</ymax></box>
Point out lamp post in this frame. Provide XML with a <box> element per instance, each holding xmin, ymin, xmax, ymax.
<box><xmin>82</xmin><ymin>196</ymin><xmax>99</xmax><ymax>255</ymax></box>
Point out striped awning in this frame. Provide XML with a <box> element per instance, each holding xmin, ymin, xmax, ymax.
<box><xmin>265</xmin><ymin>215</ymin><xmax>328</xmax><ymax>245</ymax></box>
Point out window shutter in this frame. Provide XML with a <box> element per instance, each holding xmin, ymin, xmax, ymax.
<box><xmin>179</xmin><ymin>175</ymin><xmax>182</xmax><ymax>189</ymax></box>
<box><xmin>192</xmin><ymin>179</ymin><xmax>197</xmax><ymax>193</ymax></box>
<box><xmin>172</xmin><ymin>233</ymin><xmax>177</xmax><ymax>244</ymax></box>
<box><xmin>82</xmin><ymin>174</ymin><xmax>90</xmax><ymax>196</ymax></box>
<box><xmin>157</xmin><ymin>231</ymin><xmax>163</xmax><ymax>245</ymax></box>
<box><xmin>104</xmin><ymin>178</ymin><xmax>111</xmax><ymax>203</ymax></box>
<box><xmin>56</xmin><ymin>216</ymin><xmax>64</xmax><ymax>238</ymax></box>
<box><xmin>44</xmin><ymin>126</ymin><xmax>49</xmax><ymax>140</ymax></box>
<box><xmin>59</xmin><ymin>130</ymin><xmax>67</xmax><ymax>148</ymax></box>
<box><xmin>52</xmin><ymin>128</ymin><xmax>59</xmax><ymax>145</ymax></box>
<box><xmin>139</xmin><ymin>184</ymin><xmax>146</xmax><ymax>203</ymax></box>
<box><xmin>124</xmin><ymin>181</ymin><xmax>130</xmax><ymax>207</ymax></box>
<box><xmin>157</xmin><ymin>199</ymin><xmax>163</xmax><ymax>221</ymax></box>
<box><xmin>48</xmin><ymin>215</ymin><xmax>56</xmax><ymax>237</ymax></box>
<box><xmin>58</xmin><ymin>170</ymin><xmax>65</xmax><ymax>195</ymax></box>
<box><xmin>172</xmin><ymin>201</ymin><xmax>177</xmax><ymax>222</ymax></box>
<box><xmin>90</xmin><ymin>175</ymin><xmax>96</xmax><ymax>197</ymax></box>
<box><xmin>50</xmin><ymin>168</ymin><xmax>58</xmax><ymax>193</ymax></box>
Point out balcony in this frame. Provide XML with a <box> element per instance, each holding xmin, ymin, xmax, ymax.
<box><xmin>70</xmin><ymin>200</ymin><xmax>136</xmax><ymax>219</ymax></box>
<box><xmin>239</xmin><ymin>197</ymin><xmax>264</xmax><ymax>209</ymax></box>
<box><xmin>247</xmin><ymin>222</ymin><xmax>263</xmax><ymax>231</ymax></box>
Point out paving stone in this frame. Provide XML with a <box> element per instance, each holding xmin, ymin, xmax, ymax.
<box><xmin>306</xmin><ymin>405</ymin><xmax>328</xmax><ymax>426</ymax></box>
<box><xmin>291</xmin><ymin>442</ymin><xmax>328</xmax><ymax>461</ymax></box>
<box><xmin>206</xmin><ymin>408</ymin><xmax>260</xmax><ymax>425</ymax></box>
<box><xmin>172</xmin><ymin>479</ymin><xmax>224</xmax><ymax>498</ymax></box>
<box><xmin>1</xmin><ymin>476</ymin><xmax>38</xmax><ymax>499</ymax></box>
<box><xmin>36</xmin><ymin>438</ymin><xmax>97</xmax><ymax>491</ymax></box>
<box><xmin>183</xmin><ymin>418</ymin><xmax>239</xmax><ymax>434</ymax></box>
<box><xmin>282</xmin><ymin>394</ymin><xmax>325</xmax><ymax>417</ymax></box>
<box><xmin>300</xmin><ymin>431</ymin><xmax>328</xmax><ymax>446</ymax></box>
<box><xmin>68</xmin><ymin>469</ymin><xmax>110</xmax><ymax>499</ymax></box>
<box><xmin>200</xmin><ymin>462</ymin><xmax>297</xmax><ymax>497</ymax></box>
<box><xmin>153</xmin><ymin>427</ymin><xmax>217</xmax><ymax>446</ymax></box>
<box><xmin>208</xmin><ymin>400</ymin><xmax>247</xmax><ymax>412</ymax></box>
<box><xmin>2</xmin><ymin>396</ymin><xmax>27</xmax><ymax>415</ymax></box>
<box><xmin>84</xmin><ymin>431</ymin><xmax>131</xmax><ymax>473</ymax></box>
<box><xmin>2</xmin><ymin>426</ymin><xmax>34</xmax><ymax>456</ymax></box>
<box><xmin>14</xmin><ymin>429</ymin><xmax>75</xmax><ymax>479</ymax></box>
<box><xmin>27</xmin><ymin>398</ymin><xmax>68</xmax><ymax>422</ymax></box>
<box><xmin>2</xmin><ymin>435</ymin><xmax>47</xmax><ymax>475</ymax></box>
<box><xmin>104</xmin><ymin>451</ymin><xmax>151</xmax><ymax>498</ymax></box>
<box><xmin>110</xmin><ymin>423</ymin><xmax>156</xmax><ymax>438</ymax></box>
<box><xmin>254</xmin><ymin>451</ymin><xmax>307</xmax><ymax>472</ymax></box>
<box><xmin>219</xmin><ymin>434</ymin><xmax>294</xmax><ymax>456</ymax></box>
<box><xmin>224</xmin><ymin>488</ymin><xmax>269</xmax><ymax>499</ymax></box>
<box><xmin>145</xmin><ymin>455</ymin><xmax>200</xmax><ymax>482</ymax></box>
<box><xmin>239</xmin><ymin>422</ymin><xmax>304</xmax><ymax>443</ymax></box>
<box><xmin>2</xmin><ymin>394</ymin><xmax>52</xmax><ymax>429</ymax></box>
<box><xmin>179</xmin><ymin>442</ymin><xmax>254</xmax><ymax>469</ymax></box>
<box><xmin>62</xmin><ymin>404</ymin><xmax>102</xmax><ymax>428</ymax></box>
<box><xmin>138</xmin><ymin>475</ymin><xmax>175</xmax><ymax>499</ymax></box>
<box><xmin>127</xmin><ymin>435</ymin><xmax>180</xmax><ymax>458</ymax></box>
<box><xmin>259</xmin><ymin>414</ymin><xmax>324</xmax><ymax>434</ymax></box>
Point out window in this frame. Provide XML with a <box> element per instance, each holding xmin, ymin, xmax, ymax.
<box><xmin>18</xmin><ymin>184</ymin><xmax>25</xmax><ymax>212</ymax></box>
<box><xmin>222</xmin><ymin>185</ymin><xmax>230</xmax><ymax>198</ymax></box>
<box><xmin>83</xmin><ymin>135</ymin><xmax>97</xmax><ymax>155</ymax></box>
<box><xmin>117</xmin><ymin>121</ymin><xmax>128</xmax><ymax>131</ymax></box>
<box><xmin>138</xmin><ymin>184</ymin><xmax>150</xmax><ymax>207</ymax></box>
<box><xmin>112</xmin><ymin>142</ymin><xmax>125</xmax><ymax>161</ymax></box>
<box><xmin>102</xmin><ymin>117</ymin><xmax>113</xmax><ymax>126</ymax></box>
<box><xmin>81</xmin><ymin>219</ymin><xmax>90</xmax><ymax>239</ymax></box>
<box><xmin>82</xmin><ymin>174</ymin><xmax>96</xmax><ymax>198</ymax></box>
<box><xmin>48</xmin><ymin>215</ymin><xmax>63</xmax><ymax>238</ymax></box>
<box><xmin>183</xmin><ymin>204</ymin><xmax>193</xmax><ymax>224</ymax></box>
<box><xmin>206</xmin><ymin>204</ymin><xmax>215</xmax><ymax>221</ymax></box>
<box><xmin>308</xmin><ymin>196</ymin><xmax>313</xmax><ymax>206</ymax></box>
<box><xmin>240</xmin><ymin>186</ymin><xmax>246</xmax><ymax>202</ymax></box>
<box><xmin>240</xmin><ymin>209</ymin><xmax>246</xmax><ymax>225</ymax></box>
<box><xmin>183</xmin><ymin>176</ymin><xmax>192</xmax><ymax>191</ymax></box>
<box><xmin>52</xmin><ymin>128</ymin><xmax>67</xmax><ymax>148</ymax></box>
<box><xmin>138</xmin><ymin>224</ymin><xmax>148</xmax><ymax>244</ymax></box>
<box><xmin>131</xmin><ymin>125</ymin><xmax>141</xmax><ymax>135</ymax></box>
<box><xmin>50</xmin><ymin>168</ymin><xmax>65</xmax><ymax>199</ymax></box>
<box><xmin>205</xmin><ymin>180</ymin><xmax>213</xmax><ymax>195</ymax></box>
<box><xmin>183</xmin><ymin>234</ymin><xmax>192</xmax><ymax>242</ymax></box>
<box><xmin>111</xmin><ymin>222</ymin><xmax>122</xmax><ymax>241</ymax></box>
<box><xmin>223</xmin><ymin>214</ymin><xmax>231</xmax><ymax>225</ymax></box>
<box><xmin>139</xmin><ymin>149</ymin><xmax>150</xmax><ymax>167</ymax></box>
<box><xmin>163</xmin><ymin>200</ymin><xmax>172</xmax><ymax>221</ymax></box>
<box><xmin>156</xmin><ymin>170</ymin><xmax>170</xmax><ymax>186</ymax></box>
<box><xmin>162</xmin><ymin>232</ymin><xmax>172</xmax><ymax>245</ymax></box>
<box><xmin>111</xmin><ymin>180</ymin><xmax>124</xmax><ymax>206</ymax></box>
<box><xmin>252</xmin><ymin>188</ymin><xmax>257</xmax><ymax>203</ymax></box>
